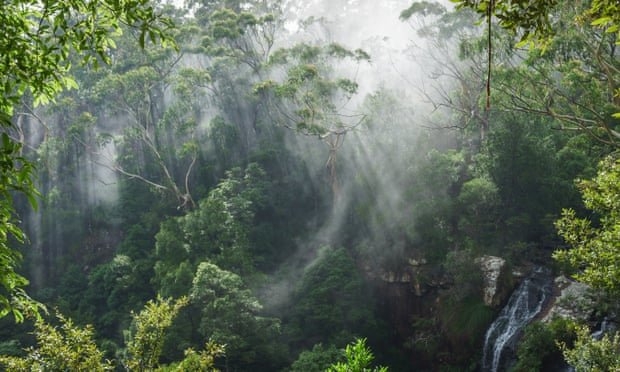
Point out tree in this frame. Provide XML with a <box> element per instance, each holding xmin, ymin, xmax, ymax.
<box><xmin>400</xmin><ymin>1</ymin><xmax>494</xmax><ymax>143</ymax></box>
<box><xmin>487</xmin><ymin>2</ymin><xmax>620</xmax><ymax>147</ymax></box>
<box><xmin>456</xmin><ymin>177</ymin><xmax>500</xmax><ymax>246</ymax></box>
<box><xmin>452</xmin><ymin>0</ymin><xmax>619</xmax><ymax>45</ymax></box>
<box><xmin>290</xmin><ymin>343</ymin><xmax>343</xmax><ymax>372</ymax></box>
<box><xmin>327</xmin><ymin>338</ymin><xmax>388</xmax><ymax>372</ymax></box>
<box><xmin>552</xmin><ymin>156</ymin><xmax>620</xmax><ymax>371</ymax></box>
<box><xmin>185</xmin><ymin>2</ymin><xmax>280</xmax><ymax>160</ymax></box>
<box><xmin>154</xmin><ymin>163</ymin><xmax>269</xmax><ymax>298</ymax></box>
<box><xmin>0</xmin><ymin>313</ymin><xmax>112</xmax><ymax>371</ymax></box>
<box><xmin>0</xmin><ymin>1</ymin><xmax>173</xmax><ymax>115</ymax></box>
<box><xmin>0</xmin><ymin>0</ymin><xmax>174</xmax><ymax>321</ymax></box>
<box><xmin>513</xmin><ymin>318</ymin><xmax>577</xmax><ymax>372</ymax></box>
<box><xmin>165</xmin><ymin>342</ymin><xmax>224</xmax><ymax>372</ymax></box>
<box><xmin>0</xmin><ymin>296</ymin><xmax>225</xmax><ymax>371</ymax></box>
<box><xmin>554</xmin><ymin>156</ymin><xmax>620</xmax><ymax>295</ymax></box>
<box><xmin>255</xmin><ymin>41</ymin><xmax>370</xmax><ymax>197</ymax></box>
<box><xmin>189</xmin><ymin>261</ymin><xmax>281</xmax><ymax>370</ymax></box>
<box><xmin>401</xmin><ymin>1</ymin><xmax>608</xmax><ymax>245</ymax></box>
<box><xmin>560</xmin><ymin>325</ymin><xmax>620</xmax><ymax>372</ymax></box>
<box><xmin>123</xmin><ymin>296</ymin><xmax>189</xmax><ymax>371</ymax></box>
<box><xmin>287</xmin><ymin>247</ymin><xmax>378</xmax><ymax>348</ymax></box>
<box><xmin>89</xmin><ymin>18</ymin><xmax>204</xmax><ymax>209</ymax></box>
<box><xmin>448</xmin><ymin>0</ymin><xmax>620</xmax><ymax>146</ymax></box>
<box><xmin>478</xmin><ymin>114</ymin><xmax>567</xmax><ymax>243</ymax></box>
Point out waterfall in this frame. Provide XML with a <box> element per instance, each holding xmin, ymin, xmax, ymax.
<box><xmin>481</xmin><ymin>266</ymin><xmax>553</xmax><ymax>372</ymax></box>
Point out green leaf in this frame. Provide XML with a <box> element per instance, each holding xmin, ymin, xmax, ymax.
<box><xmin>591</xmin><ymin>16</ymin><xmax>612</xmax><ymax>26</ymax></box>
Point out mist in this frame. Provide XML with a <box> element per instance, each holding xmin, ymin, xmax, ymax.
<box><xmin>260</xmin><ymin>0</ymin><xmax>459</xmax><ymax>274</ymax></box>
<box><xmin>9</xmin><ymin>0</ymin><xmax>519</xmax><ymax>370</ymax></box>
<box><xmin>3</xmin><ymin>0</ymin><xmax>616</xmax><ymax>370</ymax></box>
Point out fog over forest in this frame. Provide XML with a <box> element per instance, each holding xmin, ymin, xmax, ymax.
<box><xmin>1</xmin><ymin>0</ymin><xmax>619</xmax><ymax>371</ymax></box>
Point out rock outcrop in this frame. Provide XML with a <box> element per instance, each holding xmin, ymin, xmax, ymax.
<box><xmin>476</xmin><ymin>255</ymin><xmax>513</xmax><ymax>307</ymax></box>
<box><xmin>542</xmin><ymin>275</ymin><xmax>594</xmax><ymax>322</ymax></box>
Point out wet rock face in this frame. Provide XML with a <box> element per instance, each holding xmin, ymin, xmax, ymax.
<box><xmin>543</xmin><ymin>275</ymin><xmax>594</xmax><ymax>322</ymax></box>
<box><xmin>477</xmin><ymin>255</ymin><xmax>513</xmax><ymax>307</ymax></box>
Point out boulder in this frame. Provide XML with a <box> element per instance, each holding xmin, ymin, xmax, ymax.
<box><xmin>476</xmin><ymin>255</ymin><xmax>513</xmax><ymax>307</ymax></box>
<box><xmin>542</xmin><ymin>275</ymin><xmax>594</xmax><ymax>322</ymax></box>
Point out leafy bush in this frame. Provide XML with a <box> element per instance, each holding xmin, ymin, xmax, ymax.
<box><xmin>561</xmin><ymin>326</ymin><xmax>620</xmax><ymax>372</ymax></box>
<box><xmin>512</xmin><ymin>318</ymin><xmax>577</xmax><ymax>372</ymax></box>
<box><xmin>327</xmin><ymin>338</ymin><xmax>388</xmax><ymax>372</ymax></box>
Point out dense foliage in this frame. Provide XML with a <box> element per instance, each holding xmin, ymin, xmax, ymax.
<box><xmin>0</xmin><ymin>0</ymin><xmax>619</xmax><ymax>370</ymax></box>
<box><xmin>554</xmin><ymin>156</ymin><xmax>620</xmax><ymax>295</ymax></box>
<box><xmin>0</xmin><ymin>0</ymin><xmax>173</xmax><ymax>322</ymax></box>
<box><xmin>561</xmin><ymin>325</ymin><xmax>620</xmax><ymax>372</ymax></box>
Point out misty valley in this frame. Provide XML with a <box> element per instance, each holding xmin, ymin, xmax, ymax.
<box><xmin>1</xmin><ymin>0</ymin><xmax>619</xmax><ymax>371</ymax></box>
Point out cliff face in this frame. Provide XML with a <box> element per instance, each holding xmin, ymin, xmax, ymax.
<box><xmin>372</xmin><ymin>255</ymin><xmax>517</xmax><ymax>369</ymax></box>
<box><xmin>373</xmin><ymin>261</ymin><xmax>445</xmax><ymax>369</ymax></box>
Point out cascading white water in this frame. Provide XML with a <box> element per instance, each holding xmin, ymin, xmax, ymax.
<box><xmin>481</xmin><ymin>267</ymin><xmax>553</xmax><ymax>372</ymax></box>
